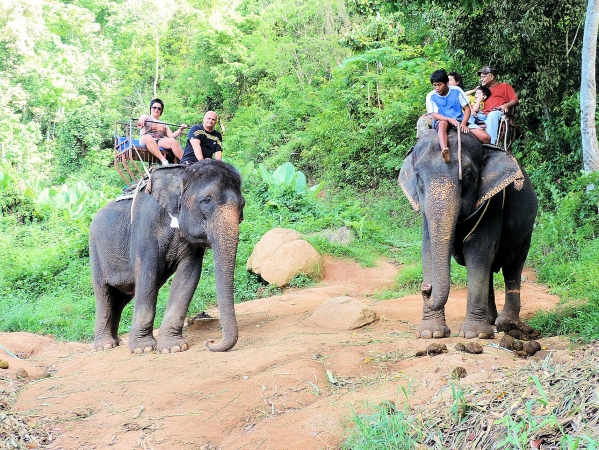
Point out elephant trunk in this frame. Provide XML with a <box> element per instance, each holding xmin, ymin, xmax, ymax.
<box><xmin>205</xmin><ymin>202</ymin><xmax>240</xmax><ymax>352</ymax></box>
<box><xmin>425</xmin><ymin>179</ymin><xmax>460</xmax><ymax>311</ymax></box>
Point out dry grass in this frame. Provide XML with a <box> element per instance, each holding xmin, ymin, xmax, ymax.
<box><xmin>0</xmin><ymin>375</ymin><xmax>55</xmax><ymax>449</ymax></box>
<box><xmin>420</xmin><ymin>343</ymin><xmax>599</xmax><ymax>449</ymax></box>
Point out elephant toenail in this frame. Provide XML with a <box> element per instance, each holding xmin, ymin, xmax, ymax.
<box><xmin>162</xmin><ymin>348</ymin><xmax>170</xmax><ymax>354</ymax></box>
<box><xmin>133</xmin><ymin>348</ymin><xmax>143</xmax><ymax>354</ymax></box>
<box><xmin>171</xmin><ymin>346</ymin><xmax>181</xmax><ymax>353</ymax></box>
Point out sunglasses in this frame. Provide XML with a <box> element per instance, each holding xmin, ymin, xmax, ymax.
<box><xmin>151</xmin><ymin>106</ymin><xmax>163</xmax><ymax>111</ymax></box>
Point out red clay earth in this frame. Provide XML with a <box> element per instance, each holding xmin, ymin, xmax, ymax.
<box><xmin>2</xmin><ymin>256</ymin><xmax>564</xmax><ymax>449</ymax></box>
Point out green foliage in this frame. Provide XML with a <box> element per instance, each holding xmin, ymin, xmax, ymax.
<box><xmin>342</xmin><ymin>403</ymin><xmax>422</xmax><ymax>449</ymax></box>
<box><xmin>0</xmin><ymin>168</ymin><xmax>35</xmax><ymax>223</ymax></box>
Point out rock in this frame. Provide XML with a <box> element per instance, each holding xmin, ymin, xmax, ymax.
<box><xmin>15</xmin><ymin>368</ymin><xmax>28</xmax><ymax>379</ymax></box>
<box><xmin>317</xmin><ymin>226</ymin><xmax>355</xmax><ymax>246</ymax></box>
<box><xmin>309</xmin><ymin>297</ymin><xmax>378</xmax><ymax>330</ymax></box>
<box><xmin>0</xmin><ymin>360</ymin><xmax>8</xmax><ymax>369</ymax></box>
<box><xmin>452</xmin><ymin>366</ymin><xmax>467</xmax><ymax>379</ymax></box>
<box><xmin>247</xmin><ymin>228</ymin><xmax>323</xmax><ymax>287</ymax></box>
<box><xmin>415</xmin><ymin>343</ymin><xmax>448</xmax><ymax>357</ymax></box>
<box><xmin>32</xmin><ymin>371</ymin><xmax>51</xmax><ymax>380</ymax></box>
<box><xmin>246</xmin><ymin>228</ymin><xmax>301</xmax><ymax>273</ymax></box>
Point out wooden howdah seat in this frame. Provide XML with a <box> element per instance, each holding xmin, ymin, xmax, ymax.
<box><xmin>415</xmin><ymin>111</ymin><xmax>517</xmax><ymax>151</ymax></box>
<box><xmin>113</xmin><ymin>119</ymin><xmax>181</xmax><ymax>187</ymax></box>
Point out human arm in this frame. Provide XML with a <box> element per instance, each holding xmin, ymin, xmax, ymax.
<box><xmin>190</xmin><ymin>137</ymin><xmax>205</xmax><ymax>161</ymax></box>
<box><xmin>165</xmin><ymin>124</ymin><xmax>188</xmax><ymax>139</ymax></box>
<box><xmin>496</xmin><ymin>99</ymin><xmax>519</xmax><ymax>113</ymax></box>
<box><xmin>471</xmin><ymin>90</ymin><xmax>485</xmax><ymax>114</ymax></box>
<box><xmin>460</xmin><ymin>105</ymin><xmax>472</xmax><ymax>133</ymax></box>
<box><xmin>494</xmin><ymin>83</ymin><xmax>519</xmax><ymax>113</ymax></box>
<box><xmin>137</xmin><ymin>114</ymin><xmax>150</xmax><ymax>128</ymax></box>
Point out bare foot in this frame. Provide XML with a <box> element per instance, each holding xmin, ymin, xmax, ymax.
<box><xmin>441</xmin><ymin>147</ymin><xmax>450</xmax><ymax>163</ymax></box>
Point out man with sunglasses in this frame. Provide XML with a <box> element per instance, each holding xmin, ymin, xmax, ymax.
<box><xmin>137</xmin><ymin>98</ymin><xmax>187</xmax><ymax>165</ymax></box>
<box><xmin>478</xmin><ymin>66</ymin><xmax>519</xmax><ymax>145</ymax></box>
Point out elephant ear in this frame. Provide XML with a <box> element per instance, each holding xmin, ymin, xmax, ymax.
<box><xmin>477</xmin><ymin>146</ymin><xmax>525</xmax><ymax>208</ymax></box>
<box><xmin>146</xmin><ymin>166</ymin><xmax>186</xmax><ymax>218</ymax></box>
<box><xmin>398</xmin><ymin>147</ymin><xmax>420</xmax><ymax>212</ymax></box>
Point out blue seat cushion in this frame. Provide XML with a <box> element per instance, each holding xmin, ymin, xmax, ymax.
<box><xmin>115</xmin><ymin>136</ymin><xmax>166</xmax><ymax>156</ymax></box>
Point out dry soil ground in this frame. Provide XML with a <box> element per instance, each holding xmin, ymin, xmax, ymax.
<box><xmin>1</xmin><ymin>256</ymin><xmax>564</xmax><ymax>450</ymax></box>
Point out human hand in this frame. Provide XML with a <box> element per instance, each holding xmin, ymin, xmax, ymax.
<box><xmin>450</xmin><ymin>118</ymin><xmax>459</xmax><ymax>127</ymax></box>
<box><xmin>179</xmin><ymin>124</ymin><xmax>188</xmax><ymax>130</ymax></box>
<box><xmin>460</xmin><ymin>123</ymin><xmax>470</xmax><ymax>133</ymax></box>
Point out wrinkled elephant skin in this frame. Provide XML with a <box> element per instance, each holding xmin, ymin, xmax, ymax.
<box><xmin>398</xmin><ymin>130</ymin><xmax>538</xmax><ymax>339</ymax></box>
<box><xmin>89</xmin><ymin>160</ymin><xmax>245</xmax><ymax>353</ymax></box>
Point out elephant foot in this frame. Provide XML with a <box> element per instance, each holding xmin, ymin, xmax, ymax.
<box><xmin>417</xmin><ymin>320</ymin><xmax>451</xmax><ymax>339</ymax></box>
<box><xmin>157</xmin><ymin>336</ymin><xmax>189</xmax><ymax>354</ymax></box>
<box><xmin>128</xmin><ymin>335</ymin><xmax>157</xmax><ymax>354</ymax></box>
<box><xmin>94</xmin><ymin>336</ymin><xmax>122</xmax><ymax>351</ymax></box>
<box><xmin>459</xmin><ymin>322</ymin><xmax>495</xmax><ymax>339</ymax></box>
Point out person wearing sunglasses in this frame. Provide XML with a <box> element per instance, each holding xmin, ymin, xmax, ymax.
<box><xmin>137</xmin><ymin>98</ymin><xmax>187</xmax><ymax>165</ymax></box>
<box><xmin>477</xmin><ymin>66</ymin><xmax>519</xmax><ymax>145</ymax></box>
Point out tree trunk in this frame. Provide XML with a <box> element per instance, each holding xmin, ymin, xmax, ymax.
<box><xmin>154</xmin><ymin>33</ymin><xmax>159</xmax><ymax>98</ymax></box>
<box><xmin>581</xmin><ymin>0</ymin><xmax>599</xmax><ymax>172</ymax></box>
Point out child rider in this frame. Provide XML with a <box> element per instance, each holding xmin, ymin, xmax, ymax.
<box><xmin>426</xmin><ymin>69</ymin><xmax>490</xmax><ymax>163</ymax></box>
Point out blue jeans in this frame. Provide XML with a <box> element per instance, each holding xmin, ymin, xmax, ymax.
<box><xmin>468</xmin><ymin>111</ymin><xmax>487</xmax><ymax>125</ymax></box>
<box><xmin>484</xmin><ymin>110</ymin><xmax>503</xmax><ymax>145</ymax></box>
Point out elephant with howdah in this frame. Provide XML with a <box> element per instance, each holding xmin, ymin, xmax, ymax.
<box><xmin>398</xmin><ymin>129</ymin><xmax>538</xmax><ymax>339</ymax></box>
<box><xmin>89</xmin><ymin>160</ymin><xmax>245</xmax><ymax>353</ymax></box>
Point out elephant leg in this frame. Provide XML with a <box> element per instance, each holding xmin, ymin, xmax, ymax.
<box><xmin>128</xmin><ymin>269</ymin><xmax>161</xmax><ymax>353</ymax></box>
<box><xmin>460</xmin><ymin>264</ymin><xmax>495</xmax><ymax>339</ymax></box>
<box><xmin>418</xmin><ymin>219</ymin><xmax>450</xmax><ymax>338</ymax></box>
<box><xmin>487</xmin><ymin>273</ymin><xmax>498</xmax><ymax>325</ymax></box>
<box><xmin>94</xmin><ymin>285</ymin><xmax>132</xmax><ymax>351</ymax></box>
<box><xmin>496</xmin><ymin>234</ymin><xmax>531</xmax><ymax>326</ymax></box>
<box><xmin>459</xmin><ymin>198</ymin><xmax>502</xmax><ymax>339</ymax></box>
<box><xmin>157</xmin><ymin>251</ymin><xmax>204</xmax><ymax>353</ymax></box>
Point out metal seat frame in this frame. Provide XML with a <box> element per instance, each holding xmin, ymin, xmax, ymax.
<box><xmin>113</xmin><ymin>119</ymin><xmax>181</xmax><ymax>187</ymax></box>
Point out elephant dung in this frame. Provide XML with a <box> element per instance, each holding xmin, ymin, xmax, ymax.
<box><xmin>415</xmin><ymin>343</ymin><xmax>448</xmax><ymax>357</ymax></box>
<box><xmin>496</xmin><ymin>321</ymin><xmax>542</xmax><ymax>341</ymax></box>
<box><xmin>247</xmin><ymin>228</ymin><xmax>323</xmax><ymax>287</ymax></box>
<box><xmin>309</xmin><ymin>296</ymin><xmax>378</xmax><ymax>330</ymax></box>
<box><xmin>500</xmin><ymin>334</ymin><xmax>542</xmax><ymax>358</ymax></box>
<box><xmin>455</xmin><ymin>342</ymin><xmax>483</xmax><ymax>354</ymax></box>
<box><xmin>0</xmin><ymin>360</ymin><xmax>8</xmax><ymax>369</ymax></box>
<box><xmin>451</xmin><ymin>366</ymin><xmax>467</xmax><ymax>379</ymax></box>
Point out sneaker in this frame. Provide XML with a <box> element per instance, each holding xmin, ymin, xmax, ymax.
<box><xmin>161</xmin><ymin>159</ymin><xmax>170</xmax><ymax>166</ymax></box>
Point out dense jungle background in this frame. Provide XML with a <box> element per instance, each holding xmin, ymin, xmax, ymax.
<box><xmin>2</xmin><ymin>0</ymin><xmax>599</xmax><ymax>446</ymax></box>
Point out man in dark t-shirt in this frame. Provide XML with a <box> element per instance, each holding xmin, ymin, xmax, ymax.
<box><xmin>180</xmin><ymin>111</ymin><xmax>223</xmax><ymax>164</ymax></box>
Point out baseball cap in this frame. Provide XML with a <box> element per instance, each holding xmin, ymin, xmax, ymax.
<box><xmin>478</xmin><ymin>66</ymin><xmax>498</xmax><ymax>76</ymax></box>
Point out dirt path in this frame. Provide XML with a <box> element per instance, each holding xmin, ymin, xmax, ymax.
<box><xmin>2</xmin><ymin>256</ymin><xmax>563</xmax><ymax>449</ymax></box>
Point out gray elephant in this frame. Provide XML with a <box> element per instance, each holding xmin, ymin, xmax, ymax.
<box><xmin>398</xmin><ymin>129</ymin><xmax>537</xmax><ymax>339</ymax></box>
<box><xmin>89</xmin><ymin>160</ymin><xmax>245</xmax><ymax>353</ymax></box>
